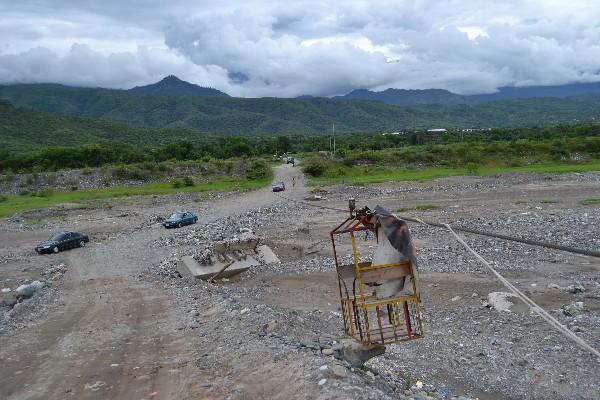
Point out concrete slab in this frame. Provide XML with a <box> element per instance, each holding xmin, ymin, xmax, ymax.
<box><xmin>256</xmin><ymin>245</ymin><xmax>280</xmax><ymax>264</ymax></box>
<box><xmin>177</xmin><ymin>255</ymin><xmax>259</xmax><ymax>280</ymax></box>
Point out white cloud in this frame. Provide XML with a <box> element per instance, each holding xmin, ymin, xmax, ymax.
<box><xmin>1</xmin><ymin>0</ymin><xmax>600</xmax><ymax>96</ymax></box>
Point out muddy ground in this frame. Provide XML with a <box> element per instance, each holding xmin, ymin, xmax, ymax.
<box><xmin>1</xmin><ymin>164</ymin><xmax>599</xmax><ymax>400</ymax></box>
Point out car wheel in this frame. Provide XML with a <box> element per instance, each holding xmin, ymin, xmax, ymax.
<box><xmin>194</xmin><ymin>217</ymin><xmax>198</xmax><ymax>223</ymax></box>
<box><xmin>178</xmin><ymin>222</ymin><xmax>182</xmax><ymax>228</ymax></box>
<box><xmin>52</xmin><ymin>246</ymin><xmax>59</xmax><ymax>253</ymax></box>
<box><xmin>79</xmin><ymin>240</ymin><xmax>86</xmax><ymax>247</ymax></box>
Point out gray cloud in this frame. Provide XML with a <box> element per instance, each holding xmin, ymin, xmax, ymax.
<box><xmin>1</xmin><ymin>0</ymin><xmax>600</xmax><ymax>96</ymax></box>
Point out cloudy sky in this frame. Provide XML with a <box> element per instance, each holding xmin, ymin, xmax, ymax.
<box><xmin>1</xmin><ymin>0</ymin><xmax>599</xmax><ymax>97</ymax></box>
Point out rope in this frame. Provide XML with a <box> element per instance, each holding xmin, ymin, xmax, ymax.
<box><xmin>274</xmin><ymin>191</ymin><xmax>600</xmax><ymax>259</ymax></box>
<box><xmin>442</xmin><ymin>223</ymin><xmax>600</xmax><ymax>359</ymax></box>
<box><xmin>274</xmin><ymin>189</ymin><xmax>599</xmax><ymax>357</ymax></box>
<box><xmin>399</xmin><ymin>216</ymin><xmax>600</xmax><ymax>259</ymax></box>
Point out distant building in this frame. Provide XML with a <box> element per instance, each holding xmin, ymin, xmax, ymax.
<box><xmin>427</xmin><ymin>128</ymin><xmax>447</xmax><ymax>133</ymax></box>
<box><xmin>382</xmin><ymin>131</ymin><xmax>401</xmax><ymax>136</ymax></box>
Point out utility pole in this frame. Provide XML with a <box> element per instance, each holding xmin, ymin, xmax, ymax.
<box><xmin>332</xmin><ymin>123</ymin><xmax>336</xmax><ymax>155</ymax></box>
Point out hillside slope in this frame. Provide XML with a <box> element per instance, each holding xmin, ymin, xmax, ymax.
<box><xmin>0</xmin><ymin>100</ymin><xmax>204</xmax><ymax>152</ymax></box>
<box><xmin>2</xmin><ymin>83</ymin><xmax>600</xmax><ymax>134</ymax></box>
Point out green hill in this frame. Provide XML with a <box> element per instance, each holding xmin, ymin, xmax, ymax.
<box><xmin>0</xmin><ymin>99</ymin><xmax>209</xmax><ymax>152</ymax></box>
<box><xmin>2</xmin><ymin>82</ymin><xmax>600</xmax><ymax>135</ymax></box>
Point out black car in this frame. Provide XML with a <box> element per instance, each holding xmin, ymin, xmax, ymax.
<box><xmin>35</xmin><ymin>232</ymin><xmax>89</xmax><ymax>254</ymax></box>
<box><xmin>162</xmin><ymin>211</ymin><xmax>198</xmax><ymax>228</ymax></box>
<box><xmin>272</xmin><ymin>181</ymin><xmax>285</xmax><ymax>192</ymax></box>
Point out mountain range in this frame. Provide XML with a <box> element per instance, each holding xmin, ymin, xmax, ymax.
<box><xmin>335</xmin><ymin>82</ymin><xmax>600</xmax><ymax>106</ymax></box>
<box><xmin>1</xmin><ymin>77</ymin><xmax>600</xmax><ymax>141</ymax></box>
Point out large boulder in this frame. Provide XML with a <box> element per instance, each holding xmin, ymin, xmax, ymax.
<box><xmin>334</xmin><ymin>339</ymin><xmax>386</xmax><ymax>367</ymax></box>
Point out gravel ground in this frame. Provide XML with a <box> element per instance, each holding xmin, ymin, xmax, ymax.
<box><xmin>1</xmin><ymin>168</ymin><xmax>599</xmax><ymax>399</ymax></box>
<box><xmin>142</xmin><ymin>171</ymin><xmax>600</xmax><ymax>399</ymax></box>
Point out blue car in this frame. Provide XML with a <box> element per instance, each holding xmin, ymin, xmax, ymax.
<box><xmin>162</xmin><ymin>211</ymin><xmax>198</xmax><ymax>229</ymax></box>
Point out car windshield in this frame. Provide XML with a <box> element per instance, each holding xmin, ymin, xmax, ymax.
<box><xmin>168</xmin><ymin>213</ymin><xmax>184</xmax><ymax>219</ymax></box>
<box><xmin>49</xmin><ymin>233</ymin><xmax>64</xmax><ymax>241</ymax></box>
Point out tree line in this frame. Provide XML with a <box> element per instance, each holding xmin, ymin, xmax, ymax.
<box><xmin>1</xmin><ymin>123</ymin><xmax>599</xmax><ymax>174</ymax></box>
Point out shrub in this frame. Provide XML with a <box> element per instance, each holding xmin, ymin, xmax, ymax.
<box><xmin>33</xmin><ymin>188</ymin><xmax>54</xmax><ymax>197</ymax></box>
<box><xmin>246</xmin><ymin>160</ymin><xmax>270</xmax><ymax>180</ymax></box>
<box><xmin>465</xmin><ymin>162</ymin><xmax>479</xmax><ymax>174</ymax></box>
<box><xmin>182</xmin><ymin>176</ymin><xmax>195</xmax><ymax>187</ymax></box>
<box><xmin>0</xmin><ymin>195</ymin><xmax>7</xmax><ymax>202</ymax></box>
<box><xmin>302</xmin><ymin>162</ymin><xmax>326</xmax><ymax>177</ymax></box>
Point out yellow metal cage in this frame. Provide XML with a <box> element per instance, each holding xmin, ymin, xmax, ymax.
<box><xmin>330</xmin><ymin>213</ymin><xmax>424</xmax><ymax>345</ymax></box>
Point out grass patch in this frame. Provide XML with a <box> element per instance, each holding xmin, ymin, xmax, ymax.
<box><xmin>581</xmin><ymin>197</ymin><xmax>600</xmax><ymax>206</ymax></box>
<box><xmin>24</xmin><ymin>218</ymin><xmax>47</xmax><ymax>225</ymax></box>
<box><xmin>540</xmin><ymin>199</ymin><xmax>559</xmax><ymax>204</ymax></box>
<box><xmin>0</xmin><ymin>177</ymin><xmax>270</xmax><ymax>218</ymax></box>
<box><xmin>307</xmin><ymin>160</ymin><xmax>600</xmax><ymax>186</ymax></box>
<box><xmin>397</xmin><ymin>204</ymin><xmax>439</xmax><ymax>212</ymax></box>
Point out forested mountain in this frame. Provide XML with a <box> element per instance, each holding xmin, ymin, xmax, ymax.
<box><xmin>336</xmin><ymin>82</ymin><xmax>600</xmax><ymax>106</ymax></box>
<box><xmin>468</xmin><ymin>82</ymin><xmax>600</xmax><ymax>102</ymax></box>
<box><xmin>0</xmin><ymin>99</ymin><xmax>204</xmax><ymax>152</ymax></box>
<box><xmin>2</xmin><ymin>81</ymin><xmax>600</xmax><ymax>137</ymax></box>
<box><xmin>128</xmin><ymin>75</ymin><xmax>229</xmax><ymax>97</ymax></box>
<box><xmin>335</xmin><ymin>88</ymin><xmax>466</xmax><ymax>106</ymax></box>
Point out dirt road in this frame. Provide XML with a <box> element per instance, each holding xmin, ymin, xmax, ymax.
<box><xmin>0</xmin><ymin>164</ymin><xmax>306</xmax><ymax>400</ymax></box>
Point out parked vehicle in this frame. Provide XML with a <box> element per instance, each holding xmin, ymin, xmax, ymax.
<box><xmin>286</xmin><ymin>156</ymin><xmax>295</xmax><ymax>166</ymax></box>
<box><xmin>272</xmin><ymin>181</ymin><xmax>286</xmax><ymax>192</ymax></box>
<box><xmin>35</xmin><ymin>232</ymin><xmax>89</xmax><ymax>254</ymax></box>
<box><xmin>162</xmin><ymin>211</ymin><xmax>198</xmax><ymax>228</ymax></box>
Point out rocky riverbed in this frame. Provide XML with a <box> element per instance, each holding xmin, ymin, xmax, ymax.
<box><xmin>1</xmin><ymin>167</ymin><xmax>599</xmax><ymax>399</ymax></box>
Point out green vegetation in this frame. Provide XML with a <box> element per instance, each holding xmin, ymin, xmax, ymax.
<box><xmin>0</xmin><ymin>177</ymin><xmax>271</xmax><ymax>218</ymax></box>
<box><xmin>299</xmin><ymin>134</ymin><xmax>600</xmax><ymax>185</ymax></box>
<box><xmin>305</xmin><ymin>160</ymin><xmax>600</xmax><ymax>186</ymax></box>
<box><xmin>581</xmin><ymin>197</ymin><xmax>600</xmax><ymax>206</ymax></box>
<box><xmin>171</xmin><ymin>176</ymin><xmax>195</xmax><ymax>188</ymax></box>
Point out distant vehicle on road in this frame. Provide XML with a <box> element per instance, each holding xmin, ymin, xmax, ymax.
<box><xmin>35</xmin><ymin>232</ymin><xmax>89</xmax><ymax>254</ymax></box>
<box><xmin>162</xmin><ymin>211</ymin><xmax>198</xmax><ymax>228</ymax></box>
<box><xmin>272</xmin><ymin>181</ymin><xmax>286</xmax><ymax>192</ymax></box>
<box><xmin>286</xmin><ymin>156</ymin><xmax>295</xmax><ymax>166</ymax></box>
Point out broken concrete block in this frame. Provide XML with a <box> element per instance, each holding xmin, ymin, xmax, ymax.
<box><xmin>16</xmin><ymin>280</ymin><xmax>45</xmax><ymax>298</ymax></box>
<box><xmin>178</xmin><ymin>255</ymin><xmax>258</xmax><ymax>280</ymax></box>
<box><xmin>256</xmin><ymin>245</ymin><xmax>280</xmax><ymax>264</ymax></box>
<box><xmin>0</xmin><ymin>294</ymin><xmax>18</xmax><ymax>308</ymax></box>
<box><xmin>487</xmin><ymin>292</ymin><xmax>519</xmax><ymax>312</ymax></box>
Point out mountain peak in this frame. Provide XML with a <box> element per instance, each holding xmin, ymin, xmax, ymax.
<box><xmin>159</xmin><ymin>75</ymin><xmax>184</xmax><ymax>83</ymax></box>
<box><xmin>128</xmin><ymin>76</ymin><xmax>229</xmax><ymax>98</ymax></box>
